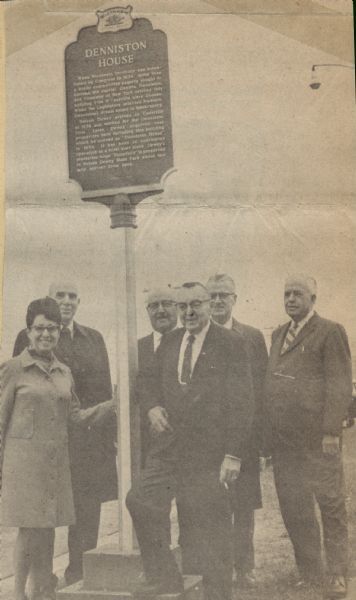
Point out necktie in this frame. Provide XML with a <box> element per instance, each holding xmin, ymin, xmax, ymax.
<box><xmin>281</xmin><ymin>321</ymin><xmax>298</xmax><ymax>354</ymax></box>
<box><xmin>155</xmin><ymin>333</ymin><xmax>165</xmax><ymax>353</ymax></box>
<box><xmin>60</xmin><ymin>326</ymin><xmax>73</xmax><ymax>366</ymax></box>
<box><xmin>181</xmin><ymin>334</ymin><xmax>195</xmax><ymax>384</ymax></box>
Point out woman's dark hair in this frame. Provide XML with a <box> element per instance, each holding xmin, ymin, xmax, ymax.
<box><xmin>26</xmin><ymin>297</ymin><xmax>61</xmax><ymax>328</ymax></box>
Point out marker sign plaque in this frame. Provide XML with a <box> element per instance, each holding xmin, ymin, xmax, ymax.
<box><xmin>65</xmin><ymin>8</ymin><xmax>173</xmax><ymax>197</ymax></box>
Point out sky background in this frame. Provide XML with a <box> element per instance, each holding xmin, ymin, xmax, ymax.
<box><xmin>2</xmin><ymin>0</ymin><xmax>356</xmax><ymax>376</ymax></box>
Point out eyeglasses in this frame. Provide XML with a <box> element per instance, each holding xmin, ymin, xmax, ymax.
<box><xmin>30</xmin><ymin>325</ymin><xmax>60</xmax><ymax>334</ymax></box>
<box><xmin>210</xmin><ymin>292</ymin><xmax>235</xmax><ymax>300</ymax></box>
<box><xmin>177</xmin><ymin>300</ymin><xmax>210</xmax><ymax>311</ymax></box>
<box><xmin>55</xmin><ymin>292</ymin><xmax>78</xmax><ymax>301</ymax></box>
<box><xmin>147</xmin><ymin>300</ymin><xmax>176</xmax><ymax>312</ymax></box>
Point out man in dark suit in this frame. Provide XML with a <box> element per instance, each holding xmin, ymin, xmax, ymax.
<box><xmin>126</xmin><ymin>282</ymin><xmax>253</xmax><ymax>600</ymax></box>
<box><xmin>138</xmin><ymin>286</ymin><xmax>178</xmax><ymax>465</ymax></box>
<box><xmin>206</xmin><ymin>273</ymin><xmax>268</xmax><ymax>587</ymax></box>
<box><xmin>265</xmin><ymin>274</ymin><xmax>352</xmax><ymax>599</ymax></box>
<box><xmin>13</xmin><ymin>281</ymin><xmax>117</xmax><ymax>586</ymax></box>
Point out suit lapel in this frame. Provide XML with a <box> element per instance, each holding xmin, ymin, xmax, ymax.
<box><xmin>232</xmin><ymin>318</ymin><xmax>242</xmax><ymax>335</ymax></box>
<box><xmin>148</xmin><ymin>332</ymin><xmax>154</xmax><ymax>354</ymax></box>
<box><xmin>166</xmin><ymin>328</ymin><xmax>185</xmax><ymax>377</ymax></box>
<box><xmin>273</xmin><ymin>323</ymin><xmax>289</xmax><ymax>356</ymax></box>
<box><xmin>281</xmin><ymin>314</ymin><xmax>318</xmax><ymax>354</ymax></box>
<box><xmin>191</xmin><ymin>322</ymin><xmax>218</xmax><ymax>380</ymax></box>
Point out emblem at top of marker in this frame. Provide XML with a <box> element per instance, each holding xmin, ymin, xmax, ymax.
<box><xmin>96</xmin><ymin>6</ymin><xmax>134</xmax><ymax>33</ymax></box>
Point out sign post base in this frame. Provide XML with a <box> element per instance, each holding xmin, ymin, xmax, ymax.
<box><xmin>56</xmin><ymin>545</ymin><xmax>202</xmax><ymax>600</ymax></box>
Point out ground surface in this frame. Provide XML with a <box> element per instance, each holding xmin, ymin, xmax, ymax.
<box><xmin>1</xmin><ymin>426</ymin><xmax>356</xmax><ymax>599</ymax></box>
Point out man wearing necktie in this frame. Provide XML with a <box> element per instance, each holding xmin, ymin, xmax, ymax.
<box><xmin>137</xmin><ymin>286</ymin><xmax>178</xmax><ymax>466</ymax></box>
<box><xmin>127</xmin><ymin>282</ymin><xmax>253</xmax><ymax>599</ymax></box>
<box><xmin>265</xmin><ymin>274</ymin><xmax>352</xmax><ymax>599</ymax></box>
<box><xmin>206</xmin><ymin>273</ymin><xmax>268</xmax><ymax>588</ymax></box>
<box><xmin>13</xmin><ymin>281</ymin><xmax>117</xmax><ymax>587</ymax></box>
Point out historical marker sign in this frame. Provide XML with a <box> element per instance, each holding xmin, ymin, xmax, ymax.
<box><xmin>65</xmin><ymin>7</ymin><xmax>173</xmax><ymax>198</ymax></box>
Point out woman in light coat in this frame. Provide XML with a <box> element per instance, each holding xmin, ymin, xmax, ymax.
<box><xmin>0</xmin><ymin>297</ymin><xmax>116</xmax><ymax>600</ymax></box>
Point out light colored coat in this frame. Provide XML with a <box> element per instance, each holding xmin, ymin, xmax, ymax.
<box><xmin>0</xmin><ymin>349</ymin><xmax>115</xmax><ymax>528</ymax></box>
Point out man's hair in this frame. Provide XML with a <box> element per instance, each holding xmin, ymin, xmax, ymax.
<box><xmin>144</xmin><ymin>285</ymin><xmax>176</xmax><ymax>306</ymax></box>
<box><xmin>26</xmin><ymin>297</ymin><xmax>62</xmax><ymax>328</ymax></box>
<box><xmin>181</xmin><ymin>281</ymin><xmax>208</xmax><ymax>292</ymax></box>
<box><xmin>285</xmin><ymin>274</ymin><xmax>317</xmax><ymax>296</ymax></box>
<box><xmin>206</xmin><ymin>273</ymin><xmax>236</xmax><ymax>293</ymax></box>
<box><xmin>48</xmin><ymin>281</ymin><xmax>79</xmax><ymax>297</ymax></box>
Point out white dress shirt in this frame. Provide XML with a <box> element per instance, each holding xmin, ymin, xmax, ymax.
<box><xmin>178</xmin><ymin>322</ymin><xmax>211</xmax><ymax>383</ymax></box>
<box><xmin>222</xmin><ymin>317</ymin><xmax>233</xmax><ymax>330</ymax></box>
<box><xmin>153</xmin><ymin>331</ymin><xmax>163</xmax><ymax>352</ymax></box>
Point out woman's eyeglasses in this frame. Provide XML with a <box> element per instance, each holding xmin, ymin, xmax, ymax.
<box><xmin>30</xmin><ymin>325</ymin><xmax>60</xmax><ymax>334</ymax></box>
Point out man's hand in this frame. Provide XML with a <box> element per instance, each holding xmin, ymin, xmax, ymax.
<box><xmin>148</xmin><ymin>406</ymin><xmax>172</xmax><ymax>435</ymax></box>
<box><xmin>322</xmin><ymin>434</ymin><xmax>340</xmax><ymax>456</ymax></box>
<box><xmin>219</xmin><ymin>455</ymin><xmax>241</xmax><ymax>486</ymax></box>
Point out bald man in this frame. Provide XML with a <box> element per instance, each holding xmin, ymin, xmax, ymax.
<box><xmin>13</xmin><ymin>282</ymin><xmax>117</xmax><ymax>587</ymax></box>
<box><xmin>265</xmin><ymin>275</ymin><xmax>352</xmax><ymax>599</ymax></box>
<box><xmin>138</xmin><ymin>286</ymin><xmax>178</xmax><ymax>464</ymax></box>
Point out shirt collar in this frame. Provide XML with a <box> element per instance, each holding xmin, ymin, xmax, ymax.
<box><xmin>62</xmin><ymin>321</ymin><xmax>74</xmax><ymax>337</ymax></box>
<box><xmin>222</xmin><ymin>317</ymin><xmax>233</xmax><ymax>330</ymax></box>
<box><xmin>20</xmin><ymin>347</ymin><xmax>67</xmax><ymax>373</ymax></box>
<box><xmin>153</xmin><ymin>326</ymin><xmax>178</xmax><ymax>351</ymax></box>
<box><xmin>292</xmin><ymin>309</ymin><xmax>315</xmax><ymax>332</ymax></box>
<box><xmin>183</xmin><ymin>320</ymin><xmax>211</xmax><ymax>343</ymax></box>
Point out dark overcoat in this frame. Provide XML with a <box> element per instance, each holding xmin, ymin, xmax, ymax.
<box><xmin>137</xmin><ymin>322</ymin><xmax>254</xmax><ymax>470</ymax></box>
<box><xmin>0</xmin><ymin>349</ymin><xmax>115</xmax><ymax>527</ymax></box>
<box><xmin>13</xmin><ymin>322</ymin><xmax>117</xmax><ymax>502</ymax></box>
<box><xmin>232</xmin><ymin>319</ymin><xmax>268</xmax><ymax>509</ymax></box>
<box><xmin>265</xmin><ymin>313</ymin><xmax>352</xmax><ymax>450</ymax></box>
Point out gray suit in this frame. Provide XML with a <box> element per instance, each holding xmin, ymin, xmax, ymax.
<box><xmin>265</xmin><ymin>313</ymin><xmax>352</xmax><ymax>580</ymax></box>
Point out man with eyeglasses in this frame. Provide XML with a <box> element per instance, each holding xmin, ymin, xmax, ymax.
<box><xmin>138</xmin><ymin>286</ymin><xmax>178</xmax><ymax>465</ymax></box>
<box><xmin>126</xmin><ymin>282</ymin><xmax>253</xmax><ymax>600</ymax></box>
<box><xmin>204</xmin><ymin>273</ymin><xmax>268</xmax><ymax>588</ymax></box>
<box><xmin>13</xmin><ymin>281</ymin><xmax>117</xmax><ymax>588</ymax></box>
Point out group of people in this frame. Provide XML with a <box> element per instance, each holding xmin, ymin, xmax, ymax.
<box><xmin>0</xmin><ymin>273</ymin><xmax>353</xmax><ymax>600</ymax></box>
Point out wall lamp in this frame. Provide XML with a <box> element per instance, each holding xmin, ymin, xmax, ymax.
<box><xmin>310</xmin><ymin>63</ymin><xmax>355</xmax><ymax>89</ymax></box>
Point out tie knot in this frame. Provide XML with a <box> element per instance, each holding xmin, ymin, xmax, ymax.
<box><xmin>61</xmin><ymin>326</ymin><xmax>71</xmax><ymax>337</ymax></box>
<box><xmin>291</xmin><ymin>321</ymin><xmax>298</xmax><ymax>330</ymax></box>
<box><xmin>187</xmin><ymin>334</ymin><xmax>195</xmax><ymax>344</ymax></box>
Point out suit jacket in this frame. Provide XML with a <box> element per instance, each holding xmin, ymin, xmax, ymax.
<box><xmin>231</xmin><ymin>319</ymin><xmax>268</xmax><ymax>508</ymax></box>
<box><xmin>265</xmin><ymin>312</ymin><xmax>352</xmax><ymax>450</ymax></box>
<box><xmin>13</xmin><ymin>322</ymin><xmax>117</xmax><ymax>501</ymax></box>
<box><xmin>137</xmin><ymin>322</ymin><xmax>254</xmax><ymax>471</ymax></box>
<box><xmin>138</xmin><ymin>333</ymin><xmax>155</xmax><ymax>373</ymax></box>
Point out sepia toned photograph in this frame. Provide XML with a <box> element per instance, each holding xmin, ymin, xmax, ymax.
<box><xmin>1</xmin><ymin>2</ymin><xmax>355</xmax><ymax>600</ymax></box>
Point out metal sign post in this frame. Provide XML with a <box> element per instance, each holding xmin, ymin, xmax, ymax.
<box><xmin>110</xmin><ymin>195</ymin><xmax>140</xmax><ymax>553</ymax></box>
<box><xmin>65</xmin><ymin>5</ymin><xmax>174</xmax><ymax>554</ymax></box>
